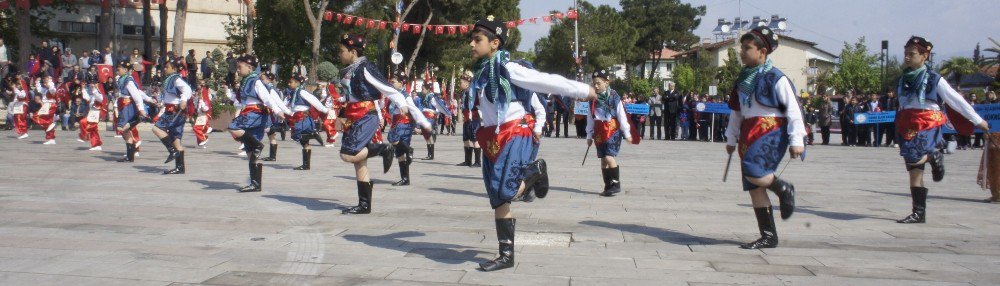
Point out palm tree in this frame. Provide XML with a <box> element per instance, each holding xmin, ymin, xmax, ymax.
<box><xmin>938</xmin><ymin>57</ymin><xmax>979</xmax><ymax>90</ymax></box>
<box><xmin>979</xmin><ymin>37</ymin><xmax>1000</xmax><ymax>70</ymax></box>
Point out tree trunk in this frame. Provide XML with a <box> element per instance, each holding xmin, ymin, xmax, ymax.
<box><xmin>15</xmin><ymin>6</ymin><xmax>31</xmax><ymax>69</ymax></box>
<box><xmin>391</xmin><ymin>0</ymin><xmax>419</xmax><ymax>54</ymax></box>
<box><xmin>648</xmin><ymin>48</ymin><xmax>662</xmax><ymax>80</ymax></box>
<box><xmin>405</xmin><ymin>10</ymin><xmax>433</xmax><ymax>75</ymax></box>
<box><xmin>159</xmin><ymin>2</ymin><xmax>168</xmax><ymax>60</ymax></box>
<box><xmin>171</xmin><ymin>0</ymin><xmax>188</xmax><ymax>54</ymax></box>
<box><xmin>99</xmin><ymin>3</ymin><xmax>113</xmax><ymax>52</ymax></box>
<box><xmin>302</xmin><ymin>0</ymin><xmax>330</xmax><ymax>85</ymax></box>
<box><xmin>142</xmin><ymin>0</ymin><xmax>152</xmax><ymax>58</ymax></box>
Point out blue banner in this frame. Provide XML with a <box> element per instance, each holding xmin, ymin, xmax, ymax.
<box><xmin>853</xmin><ymin>111</ymin><xmax>896</xmax><ymax>125</ymax></box>
<box><xmin>625</xmin><ymin>103</ymin><xmax>649</xmax><ymax>115</ymax></box>
<box><xmin>696</xmin><ymin>102</ymin><xmax>731</xmax><ymax>114</ymax></box>
<box><xmin>574</xmin><ymin>102</ymin><xmax>590</xmax><ymax>116</ymax></box>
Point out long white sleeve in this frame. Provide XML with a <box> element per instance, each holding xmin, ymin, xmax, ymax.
<box><xmin>406</xmin><ymin>96</ymin><xmax>430</xmax><ymax>127</ymax></box>
<box><xmin>616</xmin><ymin>101</ymin><xmax>632</xmax><ymax>140</ymax></box>
<box><xmin>266</xmin><ymin>88</ymin><xmax>292</xmax><ymax>115</ymax></box>
<box><xmin>506</xmin><ymin>62</ymin><xmax>590</xmax><ymax>99</ymax></box>
<box><xmin>364</xmin><ymin>69</ymin><xmax>431</xmax><ymax>129</ymax></box>
<box><xmin>530</xmin><ymin>93</ymin><xmax>547</xmax><ymax>134</ymax></box>
<box><xmin>298</xmin><ymin>89</ymin><xmax>329</xmax><ymax>114</ymax></box>
<box><xmin>937</xmin><ymin>77</ymin><xmax>985</xmax><ymax>126</ymax></box>
<box><xmin>226</xmin><ymin>88</ymin><xmax>241</xmax><ymax>107</ymax></box>
<box><xmin>175</xmin><ymin>77</ymin><xmax>193</xmax><ymax>103</ymax></box>
<box><xmin>775</xmin><ymin>78</ymin><xmax>807</xmax><ymax>147</ymax></box>
<box><xmin>586</xmin><ymin>106</ymin><xmax>594</xmax><ymax>140</ymax></box>
<box><xmin>725</xmin><ymin>110</ymin><xmax>743</xmax><ymax>146</ymax></box>
<box><xmin>126</xmin><ymin>81</ymin><xmax>147</xmax><ymax>114</ymax></box>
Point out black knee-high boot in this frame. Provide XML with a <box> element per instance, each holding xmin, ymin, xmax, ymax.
<box><xmin>117</xmin><ymin>143</ymin><xmax>136</xmax><ymax>162</ymax></box>
<box><xmin>929</xmin><ymin>151</ymin><xmax>945</xmax><ymax>182</ymax></box>
<box><xmin>472</xmin><ymin>148</ymin><xmax>482</xmax><ymax>167</ymax></box>
<box><xmin>898</xmin><ymin>187</ymin><xmax>927</xmax><ymax>223</ymax></box>
<box><xmin>163</xmin><ymin>151</ymin><xmax>185</xmax><ymax>174</ymax></box>
<box><xmin>294</xmin><ymin>149</ymin><xmax>311</xmax><ymax>170</ymax></box>
<box><xmin>479</xmin><ymin>218</ymin><xmax>515</xmax><ymax>271</ymax></box>
<box><xmin>240</xmin><ymin>133</ymin><xmax>264</xmax><ymax>157</ymax></box>
<box><xmin>393</xmin><ymin>157</ymin><xmax>411</xmax><ymax>186</ymax></box>
<box><xmin>160</xmin><ymin>137</ymin><xmax>178</xmax><ymax>164</ymax></box>
<box><xmin>262</xmin><ymin>143</ymin><xmax>278</xmax><ymax>161</ymax></box>
<box><xmin>600</xmin><ymin>168</ymin><xmax>614</xmax><ymax>197</ymax></box>
<box><xmin>239</xmin><ymin>151</ymin><xmax>261</xmax><ymax>192</ymax></box>
<box><xmin>607</xmin><ymin>166</ymin><xmax>621</xmax><ymax>195</ymax></box>
<box><xmin>343</xmin><ymin>181</ymin><xmax>372</xmax><ymax>214</ymax></box>
<box><xmin>520</xmin><ymin>159</ymin><xmax>549</xmax><ymax>199</ymax></box>
<box><xmin>457</xmin><ymin>147</ymin><xmax>472</xmax><ymax>166</ymax></box>
<box><xmin>422</xmin><ymin>144</ymin><xmax>434</xmax><ymax>160</ymax></box>
<box><xmin>740</xmin><ymin>207</ymin><xmax>778</xmax><ymax>249</ymax></box>
<box><xmin>366</xmin><ymin>143</ymin><xmax>395</xmax><ymax>173</ymax></box>
<box><xmin>767</xmin><ymin>178</ymin><xmax>796</xmax><ymax>220</ymax></box>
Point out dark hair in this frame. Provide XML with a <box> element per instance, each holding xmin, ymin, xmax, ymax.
<box><xmin>739</xmin><ymin>33</ymin><xmax>767</xmax><ymax>52</ymax></box>
<box><xmin>471</xmin><ymin>27</ymin><xmax>499</xmax><ymax>43</ymax></box>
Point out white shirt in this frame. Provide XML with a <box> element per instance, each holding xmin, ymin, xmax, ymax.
<box><xmin>122</xmin><ymin>79</ymin><xmax>148</xmax><ymax>114</ymax></box>
<box><xmin>239</xmin><ymin>80</ymin><xmax>285</xmax><ymax>114</ymax></box>
<box><xmin>350</xmin><ymin>68</ymin><xmax>431</xmax><ymax>129</ymax></box>
<box><xmin>725</xmin><ymin>76</ymin><xmax>808</xmax><ymax>147</ymax></box>
<box><xmin>290</xmin><ymin>89</ymin><xmax>329</xmax><ymax>114</ymax></box>
<box><xmin>476</xmin><ymin>62</ymin><xmax>589</xmax><ymax>133</ymax></box>
<box><xmin>585</xmin><ymin>97</ymin><xmax>632</xmax><ymax>140</ymax></box>
<box><xmin>104</xmin><ymin>53</ymin><xmax>114</xmax><ymax>65</ymax></box>
<box><xmin>196</xmin><ymin>88</ymin><xmax>213</xmax><ymax>113</ymax></box>
<box><xmin>899</xmin><ymin>77</ymin><xmax>984</xmax><ymax>126</ymax></box>
<box><xmin>0</xmin><ymin>45</ymin><xmax>7</xmax><ymax>63</ymax></box>
<box><xmin>267</xmin><ymin>86</ymin><xmax>292</xmax><ymax>116</ymax></box>
<box><xmin>83</xmin><ymin>85</ymin><xmax>104</xmax><ymax>108</ymax></box>
<box><xmin>160</xmin><ymin>76</ymin><xmax>193</xmax><ymax>105</ymax></box>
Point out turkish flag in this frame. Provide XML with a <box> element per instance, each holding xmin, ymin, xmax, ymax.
<box><xmin>459</xmin><ymin>25</ymin><xmax>469</xmax><ymax>34</ymax></box>
<box><xmin>378</xmin><ymin>21</ymin><xmax>387</xmax><ymax>29</ymax></box>
<box><xmin>542</xmin><ymin>16</ymin><xmax>552</xmax><ymax>22</ymax></box>
<box><xmin>96</xmin><ymin>64</ymin><xmax>113</xmax><ymax>84</ymax></box>
<box><xmin>402</xmin><ymin>24</ymin><xmax>410</xmax><ymax>32</ymax></box>
<box><xmin>528</xmin><ymin>17</ymin><xmax>537</xmax><ymax>24</ymax></box>
<box><xmin>568</xmin><ymin>9</ymin><xmax>579</xmax><ymax>20</ymax></box>
<box><xmin>355</xmin><ymin>17</ymin><xmax>365</xmax><ymax>26</ymax></box>
<box><xmin>516</xmin><ymin>19</ymin><xmax>526</xmax><ymax>26</ymax></box>
<box><xmin>447</xmin><ymin>26</ymin><xmax>456</xmax><ymax>34</ymax></box>
<box><xmin>15</xmin><ymin>0</ymin><xmax>29</xmax><ymax>9</ymax></box>
<box><xmin>506</xmin><ymin>21</ymin><xmax>515</xmax><ymax>28</ymax></box>
<box><xmin>435</xmin><ymin>26</ymin><xmax>443</xmax><ymax>34</ymax></box>
<box><xmin>554</xmin><ymin>12</ymin><xmax>564</xmax><ymax>19</ymax></box>
<box><xmin>393</xmin><ymin>22</ymin><xmax>400</xmax><ymax>30</ymax></box>
<box><xmin>336</xmin><ymin>13</ymin><xmax>343</xmax><ymax>22</ymax></box>
<box><xmin>367</xmin><ymin>19</ymin><xmax>376</xmax><ymax>29</ymax></box>
<box><xmin>411</xmin><ymin>24</ymin><xmax>421</xmax><ymax>34</ymax></box>
<box><xmin>323</xmin><ymin>11</ymin><xmax>333</xmax><ymax>21</ymax></box>
<box><xmin>343</xmin><ymin>15</ymin><xmax>354</xmax><ymax>25</ymax></box>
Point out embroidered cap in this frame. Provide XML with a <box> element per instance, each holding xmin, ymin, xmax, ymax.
<box><xmin>748</xmin><ymin>26</ymin><xmax>780</xmax><ymax>54</ymax></box>
<box><xmin>290</xmin><ymin>74</ymin><xmax>306</xmax><ymax>83</ymax></box>
<box><xmin>117</xmin><ymin>60</ymin><xmax>133</xmax><ymax>70</ymax></box>
<box><xmin>236</xmin><ymin>54</ymin><xmax>259</xmax><ymax>68</ymax></box>
<box><xmin>340</xmin><ymin>34</ymin><xmax>366</xmax><ymax>52</ymax></box>
<box><xmin>391</xmin><ymin>70</ymin><xmax>407</xmax><ymax>82</ymax></box>
<box><xmin>165</xmin><ymin>56</ymin><xmax>184</xmax><ymax>69</ymax></box>
<box><xmin>905</xmin><ymin>36</ymin><xmax>933</xmax><ymax>53</ymax></box>
<box><xmin>592</xmin><ymin>69</ymin><xmax>611</xmax><ymax>81</ymax></box>
<box><xmin>474</xmin><ymin>15</ymin><xmax>509</xmax><ymax>47</ymax></box>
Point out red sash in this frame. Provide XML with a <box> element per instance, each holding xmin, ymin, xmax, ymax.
<box><xmin>392</xmin><ymin>114</ymin><xmax>412</xmax><ymax>125</ymax></box>
<box><xmin>343</xmin><ymin>101</ymin><xmax>376</xmax><ymax>122</ymax></box>
<box><xmin>164</xmin><ymin>104</ymin><xmax>179</xmax><ymax>114</ymax></box>
<box><xmin>117</xmin><ymin>97</ymin><xmax>132</xmax><ymax>111</ymax></box>
<box><xmin>288</xmin><ymin>111</ymin><xmax>308</xmax><ymax>124</ymax></box>
<box><xmin>423</xmin><ymin>110</ymin><xmax>437</xmax><ymax>120</ymax></box>
<box><xmin>739</xmin><ymin>116</ymin><xmax>787</xmax><ymax>158</ymax></box>
<box><xmin>240</xmin><ymin>104</ymin><xmax>267</xmax><ymax>116</ymax></box>
<box><xmin>593</xmin><ymin>119</ymin><xmax>619</xmax><ymax>145</ymax></box>
<box><xmin>897</xmin><ymin>109</ymin><xmax>946</xmax><ymax>141</ymax></box>
<box><xmin>477</xmin><ymin>115</ymin><xmax>535</xmax><ymax>162</ymax></box>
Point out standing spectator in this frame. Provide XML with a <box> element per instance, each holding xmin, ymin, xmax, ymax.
<box><xmin>696</xmin><ymin>95</ymin><xmax>710</xmax><ymax>141</ymax></box>
<box><xmin>852</xmin><ymin>95</ymin><xmax>870</xmax><ymax>146</ymax></box>
<box><xmin>130</xmin><ymin>49</ymin><xmax>144</xmax><ymax>81</ymax></box>
<box><xmin>839</xmin><ymin>94</ymin><xmax>853</xmax><ymax>145</ymax></box>
<box><xmin>868</xmin><ymin>93</ymin><xmax>881</xmax><ymax>147</ymax></box>
<box><xmin>879</xmin><ymin>90</ymin><xmax>898</xmax><ymax>147</ymax></box>
<box><xmin>648</xmin><ymin>87</ymin><xmax>663</xmax><ymax>139</ymax></box>
<box><xmin>102</xmin><ymin>46</ymin><xmax>114</xmax><ymax>65</ymax></box>
<box><xmin>61</xmin><ymin>48</ymin><xmax>77</xmax><ymax>80</ymax></box>
<box><xmin>185</xmin><ymin>49</ymin><xmax>198</xmax><ymax>84</ymax></box>
<box><xmin>663</xmin><ymin>83</ymin><xmax>679</xmax><ymax>140</ymax></box>
<box><xmin>78</xmin><ymin>51</ymin><xmax>90</xmax><ymax>71</ymax></box>
<box><xmin>269</xmin><ymin>59</ymin><xmax>279</xmax><ymax>76</ymax></box>
<box><xmin>50</xmin><ymin>46</ymin><xmax>63</xmax><ymax>81</ymax></box>
<box><xmin>225</xmin><ymin>52</ymin><xmax>236</xmax><ymax>86</ymax></box>
<box><xmin>201</xmin><ymin>51</ymin><xmax>215</xmax><ymax>82</ymax></box>
<box><xmin>292</xmin><ymin>59</ymin><xmax>307</xmax><ymax>76</ymax></box>
<box><xmin>0</xmin><ymin>37</ymin><xmax>10</xmax><ymax>79</ymax></box>
<box><xmin>817</xmin><ymin>93</ymin><xmax>833</xmax><ymax>145</ymax></box>
<box><xmin>37</xmin><ymin>41</ymin><xmax>53</xmax><ymax>65</ymax></box>
<box><xmin>629</xmin><ymin>93</ymin><xmax>647</xmax><ymax>139</ymax></box>
<box><xmin>150</xmin><ymin>52</ymin><xmax>161</xmax><ymax>76</ymax></box>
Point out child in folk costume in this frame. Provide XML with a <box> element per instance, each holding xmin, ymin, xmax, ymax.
<box><xmin>260</xmin><ymin>72</ymin><xmax>293</xmax><ymax>162</ymax></box>
<box><xmin>284</xmin><ymin>74</ymin><xmax>330</xmax><ymax>170</ymax></box>
<box><xmin>115</xmin><ymin>61</ymin><xmax>150</xmax><ymax>162</ymax></box>
<box><xmin>320</xmin><ymin>83</ymin><xmax>342</xmax><ymax>147</ymax></box>
<box><xmin>335</xmin><ymin>34</ymin><xmax>431</xmax><ymax>214</ymax></box>
<box><xmin>723</xmin><ymin>26</ymin><xmax>804</xmax><ymax>249</ymax></box>
<box><xmin>191</xmin><ymin>79</ymin><xmax>214</xmax><ymax>148</ymax></box>
<box><xmin>151</xmin><ymin>56</ymin><xmax>193</xmax><ymax>175</ymax></box>
<box><xmin>586</xmin><ymin>69</ymin><xmax>635</xmax><ymax>197</ymax></box>
<box><xmin>468</xmin><ymin>16</ymin><xmax>597</xmax><ymax>271</ymax></box>
<box><xmin>33</xmin><ymin>74</ymin><xmax>59</xmax><ymax>144</ymax></box>
<box><xmin>9</xmin><ymin>76</ymin><xmax>30</xmax><ymax>139</ymax></box>
<box><xmin>457</xmin><ymin>71</ymin><xmax>483</xmax><ymax>167</ymax></box>
<box><xmin>894</xmin><ymin>36</ymin><xmax>988</xmax><ymax>223</ymax></box>
<box><xmin>419</xmin><ymin>81</ymin><xmax>451</xmax><ymax>160</ymax></box>
<box><xmin>227</xmin><ymin>55</ymin><xmax>289</xmax><ymax>192</ymax></box>
<box><xmin>78</xmin><ymin>77</ymin><xmax>105</xmax><ymax>151</ymax></box>
<box><xmin>387</xmin><ymin>70</ymin><xmax>431</xmax><ymax>186</ymax></box>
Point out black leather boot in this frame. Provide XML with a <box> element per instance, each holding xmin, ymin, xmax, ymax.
<box><xmin>393</xmin><ymin>157</ymin><xmax>411</xmax><ymax>186</ymax></box>
<box><xmin>607</xmin><ymin>166</ymin><xmax>622</xmax><ymax>195</ymax></box>
<box><xmin>457</xmin><ymin>147</ymin><xmax>472</xmax><ymax>166</ymax></box>
<box><xmin>897</xmin><ymin>187</ymin><xmax>927</xmax><ymax>223</ymax></box>
<box><xmin>521</xmin><ymin>159</ymin><xmax>549</xmax><ymax>199</ymax></box>
<box><xmin>472</xmin><ymin>148</ymin><xmax>482</xmax><ymax>167</ymax></box>
<box><xmin>262</xmin><ymin>143</ymin><xmax>278</xmax><ymax>161</ymax></box>
<box><xmin>294</xmin><ymin>149</ymin><xmax>311</xmax><ymax>170</ymax></box>
<box><xmin>238</xmin><ymin>153</ymin><xmax>261</xmax><ymax>192</ymax></box>
<box><xmin>343</xmin><ymin>181</ymin><xmax>372</xmax><ymax>214</ymax></box>
<box><xmin>479</xmin><ymin>218</ymin><xmax>515</xmax><ymax>271</ymax></box>
<box><xmin>163</xmin><ymin>151</ymin><xmax>185</xmax><ymax>174</ymax></box>
<box><xmin>366</xmin><ymin>143</ymin><xmax>395</xmax><ymax>173</ymax></box>
<box><xmin>117</xmin><ymin>143</ymin><xmax>135</xmax><ymax>162</ymax></box>
<box><xmin>740</xmin><ymin>207</ymin><xmax>778</xmax><ymax>249</ymax></box>
<box><xmin>767</xmin><ymin>178</ymin><xmax>796</xmax><ymax>220</ymax></box>
<box><xmin>929</xmin><ymin>151</ymin><xmax>945</xmax><ymax>182</ymax></box>
<box><xmin>160</xmin><ymin>137</ymin><xmax>177</xmax><ymax>164</ymax></box>
<box><xmin>240</xmin><ymin>133</ymin><xmax>264</xmax><ymax>158</ymax></box>
<box><xmin>600</xmin><ymin>168</ymin><xmax>615</xmax><ymax>197</ymax></box>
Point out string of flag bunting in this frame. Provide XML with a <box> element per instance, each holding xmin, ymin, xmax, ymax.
<box><xmin>321</xmin><ymin>9</ymin><xmax>580</xmax><ymax>35</ymax></box>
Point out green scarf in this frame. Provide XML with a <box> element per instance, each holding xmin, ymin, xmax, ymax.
<box><xmin>596</xmin><ymin>89</ymin><xmax>612</xmax><ymax>113</ymax></box>
<box><xmin>736</xmin><ymin>59</ymin><xmax>773</xmax><ymax>107</ymax></box>
<box><xmin>472</xmin><ymin>50</ymin><xmax>515</xmax><ymax>132</ymax></box>
<box><xmin>900</xmin><ymin>65</ymin><xmax>929</xmax><ymax>104</ymax></box>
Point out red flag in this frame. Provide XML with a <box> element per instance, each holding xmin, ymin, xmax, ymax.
<box><xmin>568</xmin><ymin>9</ymin><xmax>579</xmax><ymax>20</ymax></box>
<box><xmin>0</xmin><ymin>0</ymin><xmax>8</xmax><ymax>9</ymax></box>
<box><xmin>367</xmin><ymin>19</ymin><xmax>376</xmax><ymax>29</ymax></box>
<box><xmin>97</xmin><ymin>64</ymin><xmax>113</xmax><ymax>84</ymax></box>
<box><xmin>459</xmin><ymin>25</ymin><xmax>469</xmax><ymax>34</ymax></box>
<box><xmin>506</xmin><ymin>21</ymin><xmax>515</xmax><ymax>28</ymax></box>
<box><xmin>447</xmin><ymin>26</ymin><xmax>457</xmax><ymax>34</ymax></box>
<box><xmin>542</xmin><ymin>16</ymin><xmax>552</xmax><ymax>22</ymax></box>
<box><xmin>412</xmin><ymin>25</ymin><xmax>421</xmax><ymax>34</ymax></box>
<box><xmin>402</xmin><ymin>24</ymin><xmax>410</xmax><ymax>32</ymax></box>
<box><xmin>336</xmin><ymin>13</ymin><xmax>343</xmax><ymax>22</ymax></box>
<box><xmin>435</xmin><ymin>26</ymin><xmax>443</xmax><ymax>34</ymax></box>
<box><xmin>344</xmin><ymin>15</ymin><xmax>354</xmax><ymax>25</ymax></box>
<box><xmin>528</xmin><ymin>17</ymin><xmax>538</xmax><ymax>24</ymax></box>
<box><xmin>14</xmin><ymin>0</ymin><xmax>28</xmax><ymax>9</ymax></box>
<box><xmin>355</xmin><ymin>17</ymin><xmax>365</xmax><ymax>26</ymax></box>
<box><xmin>516</xmin><ymin>19</ymin><xmax>526</xmax><ymax>26</ymax></box>
<box><xmin>323</xmin><ymin>11</ymin><xmax>333</xmax><ymax>21</ymax></box>
<box><xmin>554</xmin><ymin>12</ymin><xmax>564</xmax><ymax>19</ymax></box>
<box><xmin>378</xmin><ymin>21</ymin><xmax>387</xmax><ymax>29</ymax></box>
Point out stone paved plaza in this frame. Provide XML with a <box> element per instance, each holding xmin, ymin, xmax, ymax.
<box><xmin>1</xmin><ymin>127</ymin><xmax>999</xmax><ymax>286</ymax></box>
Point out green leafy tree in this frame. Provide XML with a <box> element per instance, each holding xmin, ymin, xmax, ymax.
<box><xmin>716</xmin><ymin>48</ymin><xmax>742</xmax><ymax>93</ymax></box>
<box><xmin>1</xmin><ymin>1</ymin><xmax>79</xmax><ymax>68</ymax></box>
<box><xmin>938</xmin><ymin>56</ymin><xmax>979</xmax><ymax>90</ymax></box>
<box><xmin>620</xmin><ymin>0</ymin><xmax>705</xmax><ymax>80</ymax></box>
<box><xmin>673</xmin><ymin>63</ymin><xmax>695</xmax><ymax>93</ymax></box>
<box><xmin>831</xmin><ymin>37</ymin><xmax>880</xmax><ymax>94</ymax></box>
<box><xmin>534</xmin><ymin>1</ymin><xmax>638</xmax><ymax>77</ymax></box>
<box><xmin>316</xmin><ymin>61</ymin><xmax>338</xmax><ymax>82</ymax></box>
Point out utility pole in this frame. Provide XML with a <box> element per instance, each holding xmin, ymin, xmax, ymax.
<box><xmin>573</xmin><ymin>0</ymin><xmax>580</xmax><ymax>80</ymax></box>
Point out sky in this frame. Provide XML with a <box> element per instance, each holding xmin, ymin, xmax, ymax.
<box><xmin>517</xmin><ymin>0</ymin><xmax>1000</xmax><ymax>61</ymax></box>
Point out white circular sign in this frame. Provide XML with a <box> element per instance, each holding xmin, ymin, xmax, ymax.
<box><xmin>695</xmin><ymin>102</ymin><xmax>706</xmax><ymax>112</ymax></box>
<box><xmin>856</xmin><ymin>114</ymin><xmax>867</xmax><ymax>124</ymax></box>
<box><xmin>390</xmin><ymin>52</ymin><xmax>403</xmax><ymax>65</ymax></box>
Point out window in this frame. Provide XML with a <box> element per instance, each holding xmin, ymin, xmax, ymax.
<box><xmin>59</xmin><ymin>21</ymin><xmax>98</xmax><ymax>34</ymax></box>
